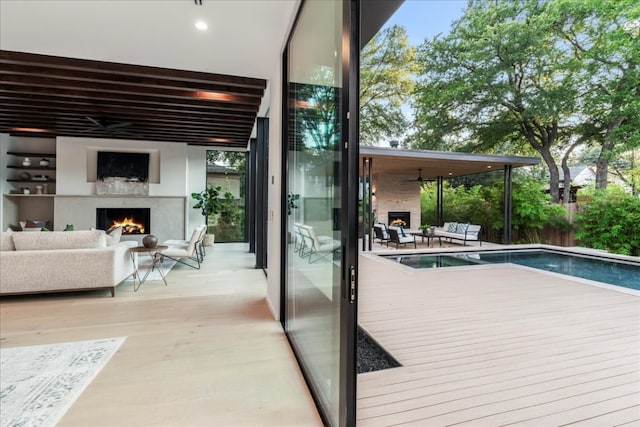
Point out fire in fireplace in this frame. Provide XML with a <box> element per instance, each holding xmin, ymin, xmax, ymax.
<box><xmin>388</xmin><ymin>211</ymin><xmax>410</xmax><ymax>229</ymax></box>
<box><xmin>96</xmin><ymin>208</ymin><xmax>150</xmax><ymax>235</ymax></box>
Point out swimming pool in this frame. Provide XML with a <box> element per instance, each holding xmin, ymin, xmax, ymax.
<box><xmin>383</xmin><ymin>249</ymin><xmax>640</xmax><ymax>290</ymax></box>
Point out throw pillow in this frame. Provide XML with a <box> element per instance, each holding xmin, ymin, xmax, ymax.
<box><xmin>456</xmin><ymin>223</ymin><xmax>470</xmax><ymax>234</ymax></box>
<box><xmin>105</xmin><ymin>226</ymin><xmax>123</xmax><ymax>246</ymax></box>
<box><xmin>447</xmin><ymin>222</ymin><xmax>458</xmax><ymax>232</ymax></box>
<box><xmin>0</xmin><ymin>231</ymin><xmax>15</xmax><ymax>251</ymax></box>
<box><xmin>399</xmin><ymin>226</ymin><xmax>406</xmax><ymax>237</ymax></box>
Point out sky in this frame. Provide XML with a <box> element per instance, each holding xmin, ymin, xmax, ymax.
<box><xmin>383</xmin><ymin>0</ymin><xmax>468</xmax><ymax>45</ymax></box>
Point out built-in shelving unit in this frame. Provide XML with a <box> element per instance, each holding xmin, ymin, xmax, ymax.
<box><xmin>3</xmin><ymin>147</ymin><xmax>57</xmax><ymax>229</ymax></box>
<box><xmin>5</xmin><ymin>151</ymin><xmax>56</xmax><ymax>195</ymax></box>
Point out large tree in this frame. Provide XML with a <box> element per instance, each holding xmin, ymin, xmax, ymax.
<box><xmin>360</xmin><ymin>25</ymin><xmax>416</xmax><ymax>146</ymax></box>
<box><xmin>413</xmin><ymin>0</ymin><xmax>578</xmax><ymax>203</ymax></box>
<box><xmin>550</xmin><ymin>0</ymin><xmax>640</xmax><ymax>189</ymax></box>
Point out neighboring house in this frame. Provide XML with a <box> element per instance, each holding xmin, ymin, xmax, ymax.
<box><xmin>206</xmin><ymin>164</ymin><xmax>241</xmax><ymax>199</ymax></box>
<box><xmin>559</xmin><ymin>165</ymin><xmax>596</xmax><ymax>189</ymax></box>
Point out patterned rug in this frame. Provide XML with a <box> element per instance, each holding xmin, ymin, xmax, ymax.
<box><xmin>0</xmin><ymin>337</ymin><xmax>126</xmax><ymax>427</ymax></box>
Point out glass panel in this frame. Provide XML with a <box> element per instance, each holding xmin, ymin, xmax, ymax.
<box><xmin>286</xmin><ymin>1</ymin><xmax>343</xmax><ymax>424</ymax></box>
<box><xmin>206</xmin><ymin>150</ymin><xmax>246</xmax><ymax>242</ymax></box>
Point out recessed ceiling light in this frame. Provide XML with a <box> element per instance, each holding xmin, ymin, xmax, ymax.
<box><xmin>195</xmin><ymin>20</ymin><xmax>208</xmax><ymax>31</ymax></box>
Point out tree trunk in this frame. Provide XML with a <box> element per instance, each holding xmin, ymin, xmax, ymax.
<box><xmin>561</xmin><ymin>140</ymin><xmax>582</xmax><ymax>205</ymax></box>
<box><xmin>540</xmin><ymin>147</ymin><xmax>561</xmax><ymax>203</ymax></box>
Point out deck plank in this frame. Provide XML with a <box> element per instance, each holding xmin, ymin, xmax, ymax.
<box><xmin>357</xmin><ymin>253</ymin><xmax>640</xmax><ymax>427</ymax></box>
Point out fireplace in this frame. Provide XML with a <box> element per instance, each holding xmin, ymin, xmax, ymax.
<box><xmin>96</xmin><ymin>208</ymin><xmax>150</xmax><ymax>235</ymax></box>
<box><xmin>388</xmin><ymin>211</ymin><xmax>410</xmax><ymax>228</ymax></box>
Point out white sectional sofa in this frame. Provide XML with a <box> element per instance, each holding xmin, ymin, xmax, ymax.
<box><xmin>0</xmin><ymin>230</ymin><xmax>137</xmax><ymax>297</ymax></box>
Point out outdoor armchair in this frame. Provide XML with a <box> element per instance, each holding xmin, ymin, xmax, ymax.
<box><xmin>387</xmin><ymin>226</ymin><xmax>417</xmax><ymax>249</ymax></box>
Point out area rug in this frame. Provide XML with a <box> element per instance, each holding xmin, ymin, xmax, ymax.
<box><xmin>0</xmin><ymin>337</ymin><xmax>126</xmax><ymax>427</ymax></box>
<box><xmin>128</xmin><ymin>256</ymin><xmax>178</xmax><ymax>282</ymax></box>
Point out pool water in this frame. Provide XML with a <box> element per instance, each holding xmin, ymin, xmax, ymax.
<box><xmin>384</xmin><ymin>249</ymin><xmax>640</xmax><ymax>290</ymax></box>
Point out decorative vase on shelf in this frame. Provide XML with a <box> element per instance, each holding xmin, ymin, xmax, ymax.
<box><xmin>43</xmin><ymin>183</ymin><xmax>49</xmax><ymax>194</ymax></box>
<box><xmin>22</xmin><ymin>157</ymin><xmax>31</xmax><ymax>167</ymax></box>
<box><xmin>39</xmin><ymin>158</ymin><xmax>50</xmax><ymax>167</ymax></box>
<box><xmin>35</xmin><ymin>185</ymin><xmax>43</xmax><ymax>195</ymax></box>
<box><xmin>142</xmin><ymin>235</ymin><xmax>158</xmax><ymax>248</ymax></box>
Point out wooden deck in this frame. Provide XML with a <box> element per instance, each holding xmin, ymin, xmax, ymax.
<box><xmin>357</xmin><ymin>253</ymin><xmax>640</xmax><ymax>426</ymax></box>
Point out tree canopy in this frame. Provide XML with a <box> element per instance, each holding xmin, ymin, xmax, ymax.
<box><xmin>360</xmin><ymin>25</ymin><xmax>416</xmax><ymax>146</ymax></box>
<box><xmin>411</xmin><ymin>0</ymin><xmax>639</xmax><ymax>202</ymax></box>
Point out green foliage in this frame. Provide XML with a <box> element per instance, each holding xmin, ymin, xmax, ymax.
<box><xmin>360</xmin><ymin>25</ymin><xmax>417</xmax><ymax>145</ymax></box>
<box><xmin>411</xmin><ymin>0</ymin><xmax>639</xmax><ymax>200</ymax></box>
<box><xmin>421</xmin><ymin>174</ymin><xmax>569</xmax><ymax>243</ymax></box>
<box><xmin>191</xmin><ymin>185</ymin><xmax>224</xmax><ymax>230</ymax></box>
<box><xmin>574</xmin><ymin>186</ymin><xmax>640</xmax><ymax>256</ymax></box>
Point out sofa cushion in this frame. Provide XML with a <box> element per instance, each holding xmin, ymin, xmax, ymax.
<box><xmin>0</xmin><ymin>232</ymin><xmax>16</xmax><ymax>251</ymax></box>
<box><xmin>12</xmin><ymin>230</ymin><xmax>107</xmax><ymax>251</ymax></box>
<box><xmin>447</xmin><ymin>222</ymin><xmax>458</xmax><ymax>232</ymax></box>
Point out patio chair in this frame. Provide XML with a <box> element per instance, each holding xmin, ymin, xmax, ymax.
<box><xmin>160</xmin><ymin>226</ymin><xmax>203</xmax><ymax>269</ymax></box>
<box><xmin>387</xmin><ymin>226</ymin><xmax>416</xmax><ymax>249</ymax></box>
<box><xmin>299</xmin><ymin>224</ymin><xmax>340</xmax><ymax>263</ymax></box>
<box><xmin>373</xmin><ymin>224</ymin><xmax>390</xmax><ymax>246</ymax></box>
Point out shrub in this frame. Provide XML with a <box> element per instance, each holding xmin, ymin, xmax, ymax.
<box><xmin>574</xmin><ymin>186</ymin><xmax>640</xmax><ymax>256</ymax></box>
<box><xmin>421</xmin><ymin>174</ymin><xmax>569</xmax><ymax>244</ymax></box>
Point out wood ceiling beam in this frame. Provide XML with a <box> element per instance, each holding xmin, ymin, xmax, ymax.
<box><xmin>0</xmin><ymin>74</ymin><xmax>261</xmax><ymax>105</ymax></box>
<box><xmin>0</xmin><ymin>63</ymin><xmax>266</xmax><ymax>97</ymax></box>
<box><xmin>0</xmin><ymin>96</ymin><xmax>257</xmax><ymax>119</ymax></box>
<box><xmin>0</xmin><ymin>111</ymin><xmax>255</xmax><ymax>130</ymax></box>
<box><xmin>0</xmin><ymin>50</ymin><xmax>267</xmax><ymax>89</ymax></box>
<box><xmin>0</xmin><ymin>84</ymin><xmax>259</xmax><ymax>112</ymax></box>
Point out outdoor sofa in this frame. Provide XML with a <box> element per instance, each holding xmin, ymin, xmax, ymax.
<box><xmin>434</xmin><ymin>222</ymin><xmax>482</xmax><ymax>246</ymax></box>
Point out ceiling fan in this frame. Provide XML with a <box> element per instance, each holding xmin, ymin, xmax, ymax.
<box><xmin>402</xmin><ymin>168</ymin><xmax>432</xmax><ymax>183</ymax></box>
<box><xmin>81</xmin><ymin>116</ymin><xmax>134</xmax><ymax>135</ymax></box>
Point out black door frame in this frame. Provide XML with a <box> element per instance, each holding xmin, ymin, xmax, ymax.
<box><xmin>280</xmin><ymin>0</ymin><xmax>360</xmax><ymax>425</ymax></box>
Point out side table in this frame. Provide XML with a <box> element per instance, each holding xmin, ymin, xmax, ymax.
<box><xmin>129</xmin><ymin>245</ymin><xmax>169</xmax><ymax>291</ymax></box>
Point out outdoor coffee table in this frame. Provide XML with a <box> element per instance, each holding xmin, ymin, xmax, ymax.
<box><xmin>129</xmin><ymin>245</ymin><xmax>169</xmax><ymax>291</ymax></box>
<box><xmin>410</xmin><ymin>231</ymin><xmax>442</xmax><ymax>248</ymax></box>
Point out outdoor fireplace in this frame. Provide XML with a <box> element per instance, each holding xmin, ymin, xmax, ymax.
<box><xmin>96</xmin><ymin>208</ymin><xmax>150</xmax><ymax>235</ymax></box>
<box><xmin>388</xmin><ymin>211</ymin><xmax>410</xmax><ymax>229</ymax></box>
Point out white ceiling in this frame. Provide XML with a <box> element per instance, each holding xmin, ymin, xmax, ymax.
<box><xmin>0</xmin><ymin>0</ymin><xmax>298</xmax><ymax>88</ymax></box>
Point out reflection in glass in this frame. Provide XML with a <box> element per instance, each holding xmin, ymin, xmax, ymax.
<box><xmin>285</xmin><ymin>1</ymin><xmax>343</xmax><ymax>424</ymax></box>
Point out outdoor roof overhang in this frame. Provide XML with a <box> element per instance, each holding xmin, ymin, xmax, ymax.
<box><xmin>359</xmin><ymin>147</ymin><xmax>540</xmax><ymax>178</ymax></box>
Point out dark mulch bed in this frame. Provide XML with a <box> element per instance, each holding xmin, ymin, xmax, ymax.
<box><xmin>357</xmin><ymin>327</ymin><xmax>401</xmax><ymax>374</ymax></box>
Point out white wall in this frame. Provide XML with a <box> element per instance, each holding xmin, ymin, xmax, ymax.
<box><xmin>57</xmin><ymin>136</ymin><xmax>187</xmax><ymax>196</ymax></box>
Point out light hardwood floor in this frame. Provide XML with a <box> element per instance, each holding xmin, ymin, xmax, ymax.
<box><xmin>0</xmin><ymin>243</ymin><xmax>322</xmax><ymax>427</ymax></box>
<box><xmin>357</xmin><ymin>253</ymin><xmax>640</xmax><ymax>426</ymax></box>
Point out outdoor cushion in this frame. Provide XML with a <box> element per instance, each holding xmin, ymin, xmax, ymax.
<box><xmin>448</xmin><ymin>222</ymin><xmax>458</xmax><ymax>232</ymax></box>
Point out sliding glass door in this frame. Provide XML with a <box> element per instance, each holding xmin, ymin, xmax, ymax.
<box><xmin>283</xmin><ymin>0</ymin><xmax>359</xmax><ymax>425</ymax></box>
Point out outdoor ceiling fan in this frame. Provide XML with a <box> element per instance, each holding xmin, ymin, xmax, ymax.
<box><xmin>402</xmin><ymin>168</ymin><xmax>432</xmax><ymax>183</ymax></box>
<box><xmin>81</xmin><ymin>116</ymin><xmax>134</xmax><ymax>135</ymax></box>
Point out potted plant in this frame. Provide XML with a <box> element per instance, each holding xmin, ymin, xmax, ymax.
<box><xmin>191</xmin><ymin>185</ymin><xmax>223</xmax><ymax>246</ymax></box>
